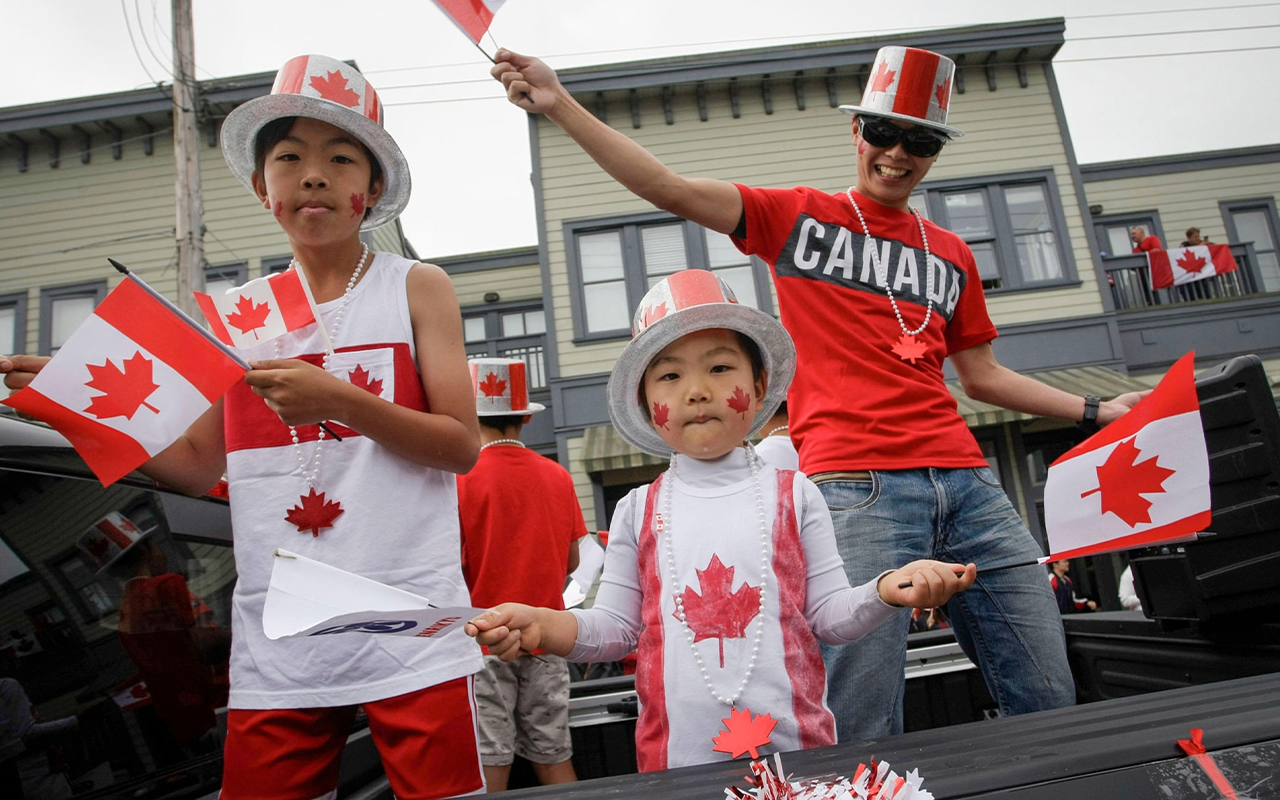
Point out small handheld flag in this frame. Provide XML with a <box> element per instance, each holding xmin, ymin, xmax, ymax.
<box><xmin>430</xmin><ymin>0</ymin><xmax>507</xmax><ymax>45</ymax></box>
<box><xmin>3</xmin><ymin>262</ymin><xmax>249</xmax><ymax>485</ymax></box>
<box><xmin>194</xmin><ymin>268</ymin><xmax>320</xmax><ymax>350</ymax></box>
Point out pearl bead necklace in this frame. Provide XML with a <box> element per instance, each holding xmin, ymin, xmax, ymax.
<box><xmin>660</xmin><ymin>445</ymin><xmax>770</xmax><ymax>709</ymax></box>
<box><xmin>760</xmin><ymin>424</ymin><xmax>789</xmax><ymax>439</ymax></box>
<box><xmin>480</xmin><ymin>439</ymin><xmax>526</xmax><ymax>450</ymax></box>
<box><xmin>274</xmin><ymin>242</ymin><xmax>369</xmax><ymax>489</ymax></box>
<box><xmin>845</xmin><ymin>188</ymin><xmax>934</xmax><ymax>337</ymax></box>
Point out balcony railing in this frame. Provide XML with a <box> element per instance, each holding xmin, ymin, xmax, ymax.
<box><xmin>1103</xmin><ymin>242</ymin><xmax>1268</xmax><ymax>312</ymax></box>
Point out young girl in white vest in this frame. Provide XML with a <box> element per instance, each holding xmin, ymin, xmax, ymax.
<box><xmin>466</xmin><ymin>269</ymin><xmax>975</xmax><ymax>771</ymax></box>
<box><xmin>4</xmin><ymin>55</ymin><xmax>486</xmax><ymax>799</ymax></box>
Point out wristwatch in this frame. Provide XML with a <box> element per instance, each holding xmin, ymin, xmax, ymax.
<box><xmin>1078</xmin><ymin>395</ymin><xmax>1101</xmax><ymax>435</ymax></box>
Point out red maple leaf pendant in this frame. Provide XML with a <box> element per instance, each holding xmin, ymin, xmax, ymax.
<box><xmin>285</xmin><ymin>488</ymin><xmax>344</xmax><ymax>537</ymax></box>
<box><xmin>711</xmin><ymin>706</ymin><xmax>777</xmax><ymax>760</ymax></box>
<box><xmin>890</xmin><ymin>334</ymin><xmax>928</xmax><ymax>364</ymax></box>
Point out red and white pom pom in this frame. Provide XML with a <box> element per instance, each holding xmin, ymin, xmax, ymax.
<box><xmin>725</xmin><ymin>754</ymin><xmax>933</xmax><ymax>800</ymax></box>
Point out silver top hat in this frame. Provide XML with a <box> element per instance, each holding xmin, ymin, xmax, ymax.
<box><xmin>839</xmin><ymin>46</ymin><xmax>964</xmax><ymax>138</ymax></box>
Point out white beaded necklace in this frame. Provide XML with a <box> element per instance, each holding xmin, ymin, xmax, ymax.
<box><xmin>659</xmin><ymin>445</ymin><xmax>771</xmax><ymax>709</ymax></box>
<box><xmin>275</xmin><ymin>242</ymin><xmax>369</xmax><ymax>491</ymax></box>
<box><xmin>760</xmin><ymin>424</ymin><xmax>789</xmax><ymax>439</ymax></box>
<box><xmin>480</xmin><ymin>438</ymin><xmax>526</xmax><ymax>450</ymax></box>
<box><xmin>845</xmin><ymin>187</ymin><xmax>934</xmax><ymax>337</ymax></box>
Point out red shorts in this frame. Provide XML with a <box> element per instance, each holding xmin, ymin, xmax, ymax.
<box><xmin>221</xmin><ymin>677</ymin><xmax>484</xmax><ymax>800</ymax></box>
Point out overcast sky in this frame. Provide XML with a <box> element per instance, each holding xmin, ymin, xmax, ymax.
<box><xmin>7</xmin><ymin>1</ymin><xmax>1279</xmax><ymax>259</ymax></box>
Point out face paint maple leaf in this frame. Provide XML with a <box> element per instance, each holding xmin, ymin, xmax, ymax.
<box><xmin>727</xmin><ymin>386</ymin><xmax>752</xmax><ymax>418</ymax></box>
<box><xmin>478</xmin><ymin>371</ymin><xmax>507</xmax><ymax>398</ymax></box>
<box><xmin>350</xmin><ymin>192</ymin><xmax>365</xmax><ymax>219</ymax></box>
<box><xmin>83</xmin><ymin>352</ymin><xmax>161</xmax><ymax>420</ymax></box>
<box><xmin>1177</xmin><ymin>249</ymin><xmax>1208</xmax><ymax>274</ymax></box>
<box><xmin>870</xmin><ymin>61</ymin><xmax>897</xmax><ymax>93</ymax></box>
<box><xmin>639</xmin><ymin>301</ymin><xmax>668</xmax><ymax>330</ymax></box>
<box><xmin>711</xmin><ymin>707</ymin><xmax>777</xmax><ymax>760</ymax></box>
<box><xmin>1081</xmin><ymin>437</ymin><xmax>1176</xmax><ymax>527</ymax></box>
<box><xmin>652</xmin><ymin>401</ymin><xmax>670</xmax><ymax>430</ymax></box>
<box><xmin>890</xmin><ymin>334</ymin><xmax>928</xmax><ymax>364</ymax></box>
<box><xmin>225</xmin><ymin>295</ymin><xmax>272</xmax><ymax>338</ymax></box>
<box><xmin>285</xmin><ymin>489</ymin><xmax>345</xmax><ymax>537</ymax></box>
<box><xmin>310</xmin><ymin>70</ymin><xmax>361</xmax><ymax>107</ymax></box>
<box><xmin>349</xmin><ymin>365</ymin><xmax>383</xmax><ymax>396</ymax></box>
<box><xmin>935</xmin><ymin>76</ymin><xmax>952</xmax><ymax>110</ymax></box>
<box><xmin>675</xmin><ymin>554</ymin><xmax>762</xmax><ymax>668</ymax></box>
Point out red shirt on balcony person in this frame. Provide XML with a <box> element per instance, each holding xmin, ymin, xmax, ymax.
<box><xmin>1131</xmin><ymin>226</ymin><xmax>1162</xmax><ymax>253</ymax></box>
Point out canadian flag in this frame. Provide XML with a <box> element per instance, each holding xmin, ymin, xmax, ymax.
<box><xmin>1147</xmin><ymin>245</ymin><xmax>1238</xmax><ymax>290</ymax></box>
<box><xmin>430</xmin><ymin>0</ymin><xmax>507</xmax><ymax>43</ymax></box>
<box><xmin>3</xmin><ymin>274</ymin><xmax>249</xmax><ymax>485</ymax></box>
<box><xmin>111</xmin><ymin>677</ymin><xmax>151</xmax><ymax>710</ymax></box>
<box><xmin>1042</xmin><ymin>352</ymin><xmax>1210</xmax><ymax>561</ymax></box>
<box><xmin>194</xmin><ymin>268</ymin><xmax>318</xmax><ymax>349</ymax></box>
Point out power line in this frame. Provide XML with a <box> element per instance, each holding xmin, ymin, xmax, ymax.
<box><xmin>1056</xmin><ymin>43</ymin><xmax>1279</xmax><ymax>62</ymax></box>
<box><xmin>133</xmin><ymin>0</ymin><xmax>172</xmax><ymax>76</ymax></box>
<box><xmin>120</xmin><ymin>0</ymin><xmax>164</xmax><ymax>86</ymax></box>
<box><xmin>1065</xmin><ymin>22</ymin><xmax>1280</xmax><ymax>42</ymax></box>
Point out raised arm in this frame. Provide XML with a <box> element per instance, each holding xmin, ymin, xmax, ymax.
<box><xmin>492</xmin><ymin>49</ymin><xmax>744</xmax><ymax>235</ymax></box>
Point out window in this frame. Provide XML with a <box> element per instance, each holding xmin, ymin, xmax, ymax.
<box><xmin>462</xmin><ymin>303</ymin><xmax>549</xmax><ymax>388</ymax></box>
<box><xmin>1222</xmin><ymin>199</ymin><xmax>1280</xmax><ymax>293</ymax></box>
<box><xmin>1092</xmin><ymin>212</ymin><xmax>1163</xmax><ymax>260</ymax></box>
<box><xmin>205</xmin><ymin>262</ymin><xmax>247</xmax><ymax>295</ymax></box>
<box><xmin>263</xmin><ymin>255</ymin><xmax>294</xmax><ymax>275</ymax></box>
<box><xmin>0</xmin><ymin>292</ymin><xmax>26</xmax><ymax>356</ymax></box>
<box><xmin>565</xmin><ymin>213</ymin><xmax>773</xmax><ymax>340</ymax></box>
<box><xmin>917</xmin><ymin>172</ymin><xmax>1077</xmax><ymax>292</ymax></box>
<box><xmin>39</xmin><ymin>281</ymin><xmax>106</xmax><ymax>355</ymax></box>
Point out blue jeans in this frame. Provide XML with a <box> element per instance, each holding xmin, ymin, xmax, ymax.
<box><xmin>817</xmin><ymin>467</ymin><xmax>1074</xmax><ymax>741</ymax></box>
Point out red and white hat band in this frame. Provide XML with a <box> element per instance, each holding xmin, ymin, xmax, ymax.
<box><xmin>77</xmin><ymin>512</ymin><xmax>145</xmax><ymax>571</ymax></box>
<box><xmin>632</xmin><ymin>269</ymin><xmax>739</xmax><ymax>336</ymax></box>
<box><xmin>860</xmin><ymin>47</ymin><xmax>954</xmax><ymax>127</ymax></box>
<box><xmin>471</xmin><ymin>359</ymin><xmax>533</xmax><ymax>414</ymax></box>
<box><xmin>273</xmin><ymin>55</ymin><xmax>384</xmax><ymax>127</ymax></box>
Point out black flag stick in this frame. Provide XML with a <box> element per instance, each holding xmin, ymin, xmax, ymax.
<box><xmin>897</xmin><ymin>558</ymin><xmax>1041</xmax><ymax>589</ymax></box>
<box><xmin>475</xmin><ymin>36</ymin><xmax>533</xmax><ymax>103</ymax></box>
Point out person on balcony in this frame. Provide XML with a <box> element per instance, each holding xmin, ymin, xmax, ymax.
<box><xmin>1131</xmin><ymin>226</ymin><xmax>1163</xmax><ymax>253</ymax></box>
<box><xmin>1181</xmin><ymin>228</ymin><xmax>1212</xmax><ymax>247</ymax></box>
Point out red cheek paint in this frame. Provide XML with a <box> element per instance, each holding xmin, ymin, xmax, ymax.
<box><xmin>858</xmin><ymin>139</ymin><xmax>868</xmax><ymax>156</ymax></box>
<box><xmin>350</xmin><ymin>192</ymin><xmax>365</xmax><ymax>219</ymax></box>
<box><xmin>727</xmin><ymin>386</ymin><xmax>752</xmax><ymax>417</ymax></box>
<box><xmin>272</xmin><ymin>199</ymin><xmax>283</xmax><ymax>218</ymax></box>
<box><xmin>652</xmin><ymin>402</ymin><xmax>670</xmax><ymax>430</ymax></box>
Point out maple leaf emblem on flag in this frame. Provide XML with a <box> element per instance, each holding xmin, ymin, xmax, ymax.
<box><xmin>890</xmin><ymin>334</ymin><xmax>927</xmax><ymax>364</ymax></box>
<box><xmin>727</xmin><ymin>386</ymin><xmax>752</xmax><ymax>418</ymax></box>
<box><xmin>285</xmin><ymin>489</ymin><xmax>345</xmax><ymax>537</ymax></box>
<box><xmin>711</xmin><ymin>707</ymin><xmax>777</xmax><ymax>760</ymax></box>
<box><xmin>935</xmin><ymin>76</ymin><xmax>952</xmax><ymax>110</ymax></box>
<box><xmin>870</xmin><ymin>61</ymin><xmax>897</xmax><ymax>93</ymax></box>
<box><xmin>349</xmin><ymin>365</ymin><xmax>383</xmax><ymax>396</ymax></box>
<box><xmin>310</xmin><ymin>70</ymin><xmax>361</xmax><ymax>107</ymax></box>
<box><xmin>225</xmin><ymin>295</ymin><xmax>272</xmax><ymax>338</ymax></box>
<box><xmin>85</xmin><ymin>536</ymin><xmax>111</xmax><ymax>561</ymax></box>
<box><xmin>675</xmin><ymin>554</ymin><xmax>762</xmax><ymax>668</ymax></box>
<box><xmin>639</xmin><ymin>301</ymin><xmax>668</xmax><ymax>329</ymax></box>
<box><xmin>1177</xmin><ymin>250</ymin><xmax>1209</xmax><ymax>274</ymax></box>
<box><xmin>84</xmin><ymin>352</ymin><xmax>161</xmax><ymax>420</ymax></box>
<box><xmin>478</xmin><ymin>371</ymin><xmax>507</xmax><ymax>398</ymax></box>
<box><xmin>652</xmin><ymin>401</ymin><xmax>670</xmax><ymax>430</ymax></box>
<box><xmin>1081</xmin><ymin>438</ymin><xmax>1176</xmax><ymax>527</ymax></box>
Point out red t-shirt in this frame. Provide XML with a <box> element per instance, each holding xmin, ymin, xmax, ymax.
<box><xmin>458</xmin><ymin>446</ymin><xmax>587</xmax><ymax>610</ymax></box>
<box><xmin>732</xmin><ymin>185</ymin><xmax>996</xmax><ymax>473</ymax></box>
<box><xmin>1132</xmin><ymin>235</ymin><xmax>1162</xmax><ymax>253</ymax></box>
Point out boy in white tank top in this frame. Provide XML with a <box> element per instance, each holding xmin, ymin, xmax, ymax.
<box><xmin>466</xmin><ymin>269</ymin><xmax>976</xmax><ymax>771</ymax></box>
<box><xmin>3</xmin><ymin>54</ymin><xmax>486</xmax><ymax>800</ymax></box>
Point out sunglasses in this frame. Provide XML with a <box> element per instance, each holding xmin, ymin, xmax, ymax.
<box><xmin>858</xmin><ymin>117</ymin><xmax>948</xmax><ymax>158</ymax></box>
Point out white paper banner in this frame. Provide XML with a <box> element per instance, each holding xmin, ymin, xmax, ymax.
<box><xmin>263</xmin><ymin>549</ymin><xmax>483</xmax><ymax>641</ymax></box>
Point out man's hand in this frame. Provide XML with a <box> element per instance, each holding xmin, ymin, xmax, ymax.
<box><xmin>1</xmin><ymin>355</ymin><xmax>50</xmax><ymax>393</ymax></box>
<box><xmin>491</xmin><ymin>49</ymin><xmax>563</xmax><ymax>115</ymax></box>
<box><xmin>245</xmin><ymin>359</ymin><xmax>348</xmax><ymax>428</ymax></box>
<box><xmin>878</xmin><ymin>560</ymin><xmax>976</xmax><ymax>609</ymax></box>
<box><xmin>465</xmin><ymin>604</ymin><xmax>544</xmax><ymax>661</ymax></box>
<box><xmin>1099</xmin><ymin>391</ymin><xmax>1149</xmax><ymax>426</ymax></box>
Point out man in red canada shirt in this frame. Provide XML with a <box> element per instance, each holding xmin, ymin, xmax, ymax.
<box><xmin>459</xmin><ymin>358</ymin><xmax>584</xmax><ymax>791</ymax></box>
<box><xmin>1131</xmin><ymin>226</ymin><xmax>1163</xmax><ymax>253</ymax></box>
<box><xmin>490</xmin><ymin>45</ymin><xmax>1145</xmax><ymax>741</ymax></box>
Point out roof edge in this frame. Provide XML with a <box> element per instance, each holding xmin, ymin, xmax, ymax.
<box><xmin>1080</xmin><ymin>144</ymin><xmax>1280</xmax><ymax>182</ymax></box>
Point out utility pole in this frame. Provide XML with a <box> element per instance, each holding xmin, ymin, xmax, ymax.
<box><xmin>171</xmin><ymin>0</ymin><xmax>203</xmax><ymax>317</ymax></box>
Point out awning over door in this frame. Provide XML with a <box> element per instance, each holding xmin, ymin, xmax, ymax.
<box><xmin>948</xmin><ymin>365</ymin><xmax>1149</xmax><ymax>428</ymax></box>
<box><xmin>581</xmin><ymin>424</ymin><xmax>667</xmax><ymax>473</ymax></box>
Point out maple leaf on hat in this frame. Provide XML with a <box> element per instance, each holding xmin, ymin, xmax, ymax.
<box><xmin>727</xmin><ymin>386</ymin><xmax>752</xmax><ymax>418</ymax></box>
<box><xmin>1177</xmin><ymin>250</ymin><xmax>1208</xmax><ymax>274</ymax></box>
<box><xmin>86</xmin><ymin>536</ymin><xmax>111</xmax><ymax>562</ymax></box>
<box><xmin>479</xmin><ymin>371</ymin><xmax>507</xmax><ymax>398</ymax></box>
<box><xmin>84</xmin><ymin>352</ymin><xmax>161</xmax><ymax>420</ymax></box>
<box><xmin>652</xmin><ymin>401</ymin><xmax>670</xmax><ymax>430</ymax></box>
<box><xmin>349</xmin><ymin>365</ymin><xmax>383</xmax><ymax>396</ymax></box>
<box><xmin>891</xmin><ymin>334</ymin><xmax>927</xmax><ymax>365</ymax></box>
<box><xmin>676</xmin><ymin>554</ymin><xmax>762</xmax><ymax>668</ymax></box>
<box><xmin>225</xmin><ymin>295</ymin><xmax>272</xmax><ymax>338</ymax></box>
<box><xmin>310</xmin><ymin>70</ymin><xmax>361</xmax><ymax>107</ymax></box>
<box><xmin>285</xmin><ymin>489</ymin><xmax>345</xmax><ymax>537</ymax></box>
<box><xmin>640</xmin><ymin>301</ymin><xmax>668</xmax><ymax>329</ymax></box>
<box><xmin>1081</xmin><ymin>438</ymin><xmax>1176</xmax><ymax>527</ymax></box>
<box><xmin>711</xmin><ymin>707</ymin><xmax>777</xmax><ymax>760</ymax></box>
<box><xmin>870</xmin><ymin>61</ymin><xmax>897</xmax><ymax>93</ymax></box>
<box><xmin>936</xmin><ymin>76</ymin><xmax>952</xmax><ymax>110</ymax></box>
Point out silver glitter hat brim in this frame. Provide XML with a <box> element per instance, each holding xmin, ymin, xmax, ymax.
<box><xmin>607</xmin><ymin>303</ymin><xmax>796</xmax><ymax>458</ymax></box>
<box><xmin>837</xmin><ymin>105</ymin><xmax>965</xmax><ymax>139</ymax></box>
<box><xmin>220</xmin><ymin>94</ymin><xmax>411</xmax><ymax>231</ymax></box>
<box><xmin>476</xmin><ymin>402</ymin><xmax>546</xmax><ymax>417</ymax></box>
